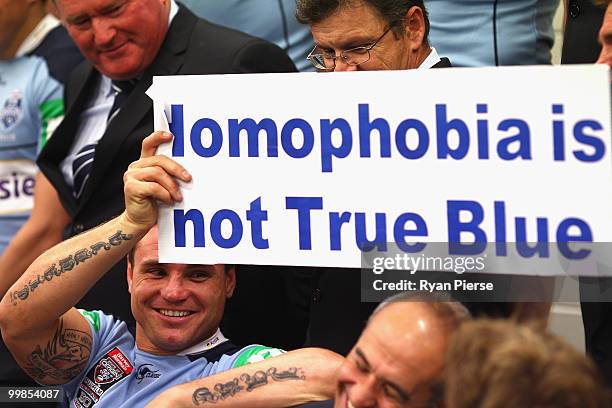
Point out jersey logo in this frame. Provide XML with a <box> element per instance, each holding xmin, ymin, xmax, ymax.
<box><xmin>74</xmin><ymin>348</ymin><xmax>133</xmax><ymax>408</ymax></box>
<box><xmin>0</xmin><ymin>90</ymin><xmax>23</xmax><ymax>131</ymax></box>
<box><xmin>135</xmin><ymin>363</ymin><xmax>161</xmax><ymax>384</ymax></box>
<box><xmin>94</xmin><ymin>358</ymin><xmax>121</xmax><ymax>384</ymax></box>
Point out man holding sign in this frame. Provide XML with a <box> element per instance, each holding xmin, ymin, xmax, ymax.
<box><xmin>0</xmin><ymin>132</ymin><xmax>340</xmax><ymax>408</ymax></box>
<box><xmin>0</xmin><ymin>0</ymin><xmax>302</xmax><ymax>354</ymax></box>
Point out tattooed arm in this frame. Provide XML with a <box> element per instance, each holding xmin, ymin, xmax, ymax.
<box><xmin>147</xmin><ymin>348</ymin><xmax>342</xmax><ymax>408</ymax></box>
<box><xmin>0</xmin><ymin>131</ymin><xmax>190</xmax><ymax>385</ymax></box>
<box><xmin>0</xmin><ymin>215</ymin><xmax>141</xmax><ymax>384</ymax></box>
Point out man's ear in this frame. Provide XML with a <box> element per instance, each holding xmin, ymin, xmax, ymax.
<box><xmin>404</xmin><ymin>5</ymin><xmax>426</xmax><ymax>51</ymax></box>
<box><xmin>126</xmin><ymin>255</ymin><xmax>133</xmax><ymax>294</ymax></box>
<box><xmin>225</xmin><ymin>267</ymin><xmax>236</xmax><ymax>299</ymax></box>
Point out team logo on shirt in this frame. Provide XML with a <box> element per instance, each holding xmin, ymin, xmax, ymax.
<box><xmin>0</xmin><ymin>90</ymin><xmax>23</xmax><ymax>131</ymax></box>
<box><xmin>94</xmin><ymin>358</ymin><xmax>123</xmax><ymax>384</ymax></box>
<box><xmin>74</xmin><ymin>348</ymin><xmax>133</xmax><ymax>408</ymax></box>
<box><xmin>135</xmin><ymin>363</ymin><xmax>162</xmax><ymax>384</ymax></box>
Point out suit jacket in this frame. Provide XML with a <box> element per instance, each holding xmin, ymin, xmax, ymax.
<box><xmin>562</xmin><ymin>0</ymin><xmax>604</xmax><ymax>64</ymax></box>
<box><xmin>37</xmin><ymin>6</ymin><xmax>298</xmax><ymax>339</ymax></box>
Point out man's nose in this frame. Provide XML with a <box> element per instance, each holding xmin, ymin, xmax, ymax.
<box><xmin>91</xmin><ymin>17</ymin><xmax>117</xmax><ymax>48</ymax></box>
<box><xmin>334</xmin><ymin>57</ymin><xmax>358</xmax><ymax>72</ymax></box>
<box><xmin>348</xmin><ymin>377</ymin><xmax>378</xmax><ymax>408</ymax></box>
<box><xmin>160</xmin><ymin>276</ymin><xmax>189</xmax><ymax>302</ymax></box>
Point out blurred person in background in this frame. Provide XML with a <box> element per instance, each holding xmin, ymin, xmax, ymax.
<box><xmin>564</xmin><ymin>0</ymin><xmax>612</xmax><ymax>387</ymax></box>
<box><xmin>595</xmin><ymin>0</ymin><xmax>611</xmax><ymax>67</ymax></box>
<box><xmin>445</xmin><ymin>319</ymin><xmax>611</xmax><ymax>408</ymax></box>
<box><xmin>0</xmin><ymin>0</ymin><xmax>82</xmax><ymax>402</ymax></box>
<box><xmin>425</xmin><ymin>0</ymin><xmax>559</xmax><ymax>66</ymax></box>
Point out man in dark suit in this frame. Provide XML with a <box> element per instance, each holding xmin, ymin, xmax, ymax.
<box><xmin>5</xmin><ymin>0</ymin><xmax>302</xmax><ymax>349</ymax></box>
<box><xmin>567</xmin><ymin>0</ymin><xmax>612</xmax><ymax>387</ymax></box>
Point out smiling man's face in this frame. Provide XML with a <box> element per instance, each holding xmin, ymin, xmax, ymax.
<box><xmin>333</xmin><ymin>303</ymin><xmax>447</xmax><ymax>408</ymax></box>
<box><xmin>127</xmin><ymin>227</ymin><xmax>235</xmax><ymax>354</ymax></box>
<box><xmin>55</xmin><ymin>0</ymin><xmax>169</xmax><ymax>80</ymax></box>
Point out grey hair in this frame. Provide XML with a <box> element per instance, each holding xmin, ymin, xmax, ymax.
<box><xmin>369</xmin><ymin>290</ymin><xmax>471</xmax><ymax>327</ymax></box>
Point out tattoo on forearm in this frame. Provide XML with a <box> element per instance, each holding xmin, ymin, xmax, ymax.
<box><xmin>192</xmin><ymin>367</ymin><xmax>305</xmax><ymax>405</ymax></box>
<box><xmin>24</xmin><ymin>318</ymin><xmax>92</xmax><ymax>383</ymax></box>
<box><xmin>8</xmin><ymin>230</ymin><xmax>133</xmax><ymax>305</ymax></box>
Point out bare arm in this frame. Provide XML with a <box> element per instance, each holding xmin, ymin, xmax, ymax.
<box><xmin>0</xmin><ymin>131</ymin><xmax>188</xmax><ymax>385</ymax></box>
<box><xmin>147</xmin><ymin>348</ymin><xmax>342</xmax><ymax>408</ymax></box>
<box><xmin>0</xmin><ymin>172</ymin><xmax>69</xmax><ymax>297</ymax></box>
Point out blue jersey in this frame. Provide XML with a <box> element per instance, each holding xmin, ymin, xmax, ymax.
<box><xmin>63</xmin><ymin>310</ymin><xmax>284</xmax><ymax>408</ymax></box>
<box><xmin>0</xmin><ymin>17</ymin><xmax>82</xmax><ymax>252</ymax></box>
<box><xmin>426</xmin><ymin>0</ymin><xmax>559</xmax><ymax>66</ymax></box>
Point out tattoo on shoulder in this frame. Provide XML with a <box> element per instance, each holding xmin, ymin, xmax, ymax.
<box><xmin>8</xmin><ymin>230</ymin><xmax>133</xmax><ymax>305</ymax></box>
<box><xmin>192</xmin><ymin>367</ymin><xmax>305</xmax><ymax>405</ymax></box>
<box><xmin>24</xmin><ymin>318</ymin><xmax>92</xmax><ymax>383</ymax></box>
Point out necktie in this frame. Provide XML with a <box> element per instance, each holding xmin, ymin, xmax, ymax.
<box><xmin>107</xmin><ymin>79</ymin><xmax>136</xmax><ymax>122</ymax></box>
<box><xmin>72</xmin><ymin>80</ymin><xmax>136</xmax><ymax>198</ymax></box>
<box><xmin>72</xmin><ymin>143</ymin><xmax>96</xmax><ymax>199</ymax></box>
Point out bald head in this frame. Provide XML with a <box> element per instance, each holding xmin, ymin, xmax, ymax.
<box><xmin>334</xmin><ymin>297</ymin><xmax>468</xmax><ymax>408</ymax></box>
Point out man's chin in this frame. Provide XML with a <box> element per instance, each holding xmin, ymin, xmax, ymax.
<box><xmin>95</xmin><ymin>60</ymin><xmax>142</xmax><ymax>81</ymax></box>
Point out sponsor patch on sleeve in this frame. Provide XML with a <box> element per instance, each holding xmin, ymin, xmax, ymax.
<box><xmin>231</xmin><ymin>346</ymin><xmax>285</xmax><ymax>369</ymax></box>
<box><xmin>74</xmin><ymin>347</ymin><xmax>133</xmax><ymax>408</ymax></box>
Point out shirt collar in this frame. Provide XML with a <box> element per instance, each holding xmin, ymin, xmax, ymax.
<box><xmin>417</xmin><ymin>47</ymin><xmax>441</xmax><ymax>70</ymax></box>
<box><xmin>15</xmin><ymin>14</ymin><xmax>61</xmax><ymax>58</ymax></box>
<box><xmin>169</xmin><ymin>0</ymin><xmax>179</xmax><ymax>25</ymax></box>
<box><xmin>176</xmin><ymin>328</ymin><xmax>229</xmax><ymax>356</ymax></box>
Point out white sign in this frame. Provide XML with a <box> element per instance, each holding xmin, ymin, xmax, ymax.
<box><xmin>147</xmin><ymin>66</ymin><xmax>612</xmax><ymax>275</ymax></box>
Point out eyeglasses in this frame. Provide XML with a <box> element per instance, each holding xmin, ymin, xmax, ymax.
<box><xmin>307</xmin><ymin>26</ymin><xmax>394</xmax><ymax>71</ymax></box>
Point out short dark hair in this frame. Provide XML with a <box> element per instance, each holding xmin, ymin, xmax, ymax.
<box><xmin>295</xmin><ymin>0</ymin><xmax>430</xmax><ymax>40</ymax></box>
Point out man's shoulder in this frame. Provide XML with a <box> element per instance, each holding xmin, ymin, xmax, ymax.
<box><xmin>31</xmin><ymin>25</ymin><xmax>84</xmax><ymax>85</ymax></box>
<box><xmin>174</xmin><ymin>6</ymin><xmax>296</xmax><ymax>73</ymax></box>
